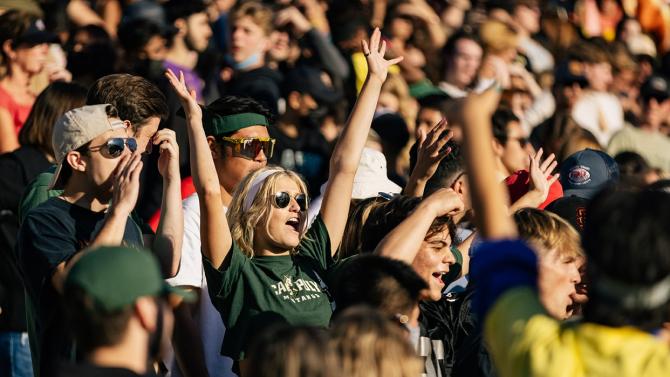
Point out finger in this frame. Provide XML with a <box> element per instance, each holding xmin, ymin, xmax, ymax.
<box><xmin>129</xmin><ymin>161</ymin><xmax>144</xmax><ymax>183</ymax></box>
<box><xmin>547</xmin><ymin>173</ymin><xmax>560</xmax><ymax>186</ymax></box>
<box><xmin>440</xmin><ymin>146</ymin><xmax>452</xmax><ymax>157</ymax></box>
<box><xmin>417</xmin><ymin>128</ymin><xmax>427</xmax><ymax>147</ymax></box>
<box><xmin>370</xmin><ymin>27</ymin><xmax>380</xmax><ymax>52</ymax></box>
<box><xmin>544</xmin><ymin>161</ymin><xmax>558</xmax><ymax>176</ymax></box>
<box><xmin>379</xmin><ymin>40</ymin><xmax>387</xmax><ymax>57</ymax></box>
<box><xmin>539</xmin><ymin>153</ymin><xmax>556</xmax><ymax>172</ymax></box>
<box><xmin>387</xmin><ymin>56</ymin><xmax>404</xmax><ymax>65</ymax></box>
<box><xmin>534</xmin><ymin>147</ymin><xmax>544</xmax><ymax>162</ymax></box>
<box><xmin>361</xmin><ymin>39</ymin><xmax>370</xmax><ymax>55</ymax></box>
<box><xmin>124</xmin><ymin>153</ymin><xmax>142</xmax><ymax>177</ymax></box>
<box><xmin>113</xmin><ymin>153</ymin><xmax>131</xmax><ymax>178</ymax></box>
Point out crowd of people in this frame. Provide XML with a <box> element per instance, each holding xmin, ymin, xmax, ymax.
<box><xmin>1</xmin><ymin>0</ymin><xmax>670</xmax><ymax>377</ymax></box>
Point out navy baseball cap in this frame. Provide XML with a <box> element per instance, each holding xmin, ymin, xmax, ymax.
<box><xmin>560</xmin><ymin>149</ymin><xmax>619</xmax><ymax>200</ymax></box>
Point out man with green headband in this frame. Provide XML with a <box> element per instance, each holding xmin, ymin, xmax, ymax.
<box><xmin>169</xmin><ymin>95</ymin><xmax>274</xmax><ymax>377</ymax></box>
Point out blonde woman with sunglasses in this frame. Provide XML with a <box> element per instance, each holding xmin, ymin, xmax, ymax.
<box><xmin>167</xmin><ymin>28</ymin><xmax>402</xmax><ymax>372</ymax></box>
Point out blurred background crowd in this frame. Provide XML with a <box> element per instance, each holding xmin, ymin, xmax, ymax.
<box><xmin>1</xmin><ymin>0</ymin><xmax>670</xmax><ymax>377</ymax></box>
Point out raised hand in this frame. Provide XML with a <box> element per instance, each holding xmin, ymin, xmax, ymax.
<box><xmin>362</xmin><ymin>27</ymin><xmax>404</xmax><ymax>83</ymax></box>
<box><xmin>153</xmin><ymin>129</ymin><xmax>180</xmax><ymax>181</ymax></box>
<box><xmin>415</xmin><ymin>119</ymin><xmax>453</xmax><ymax>180</ymax></box>
<box><xmin>111</xmin><ymin>152</ymin><xmax>143</xmax><ymax>216</ymax></box>
<box><xmin>424</xmin><ymin>187</ymin><xmax>465</xmax><ymax>218</ymax></box>
<box><xmin>528</xmin><ymin>148</ymin><xmax>559</xmax><ymax>202</ymax></box>
<box><xmin>165</xmin><ymin>68</ymin><xmax>201</xmax><ymax>118</ymax></box>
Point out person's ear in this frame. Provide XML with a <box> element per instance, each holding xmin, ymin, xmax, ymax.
<box><xmin>207</xmin><ymin>136</ymin><xmax>222</xmax><ymax>159</ymax></box>
<box><xmin>491</xmin><ymin>139</ymin><xmax>504</xmax><ymax>156</ymax></box>
<box><xmin>134</xmin><ymin>296</ymin><xmax>158</xmax><ymax>332</ymax></box>
<box><xmin>451</xmin><ymin>174</ymin><xmax>465</xmax><ymax>195</ymax></box>
<box><xmin>2</xmin><ymin>40</ymin><xmax>16</xmax><ymax>60</ymax></box>
<box><xmin>174</xmin><ymin>18</ymin><xmax>187</xmax><ymax>36</ymax></box>
<box><xmin>66</xmin><ymin>151</ymin><xmax>87</xmax><ymax>172</ymax></box>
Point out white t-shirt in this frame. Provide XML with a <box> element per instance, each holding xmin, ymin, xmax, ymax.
<box><xmin>571</xmin><ymin>91</ymin><xmax>624</xmax><ymax>147</ymax></box>
<box><xmin>166</xmin><ymin>193</ymin><xmax>236</xmax><ymax>377</ymax></box>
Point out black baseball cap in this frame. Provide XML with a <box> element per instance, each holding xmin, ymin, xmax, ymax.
<box><xmin>640</xmin><ymin>75</ymin><xmax>670</xmax><ymax>103</ymax></box>
<box><xmin>13</xmin><ymin>19</ymin><xmax>58</xmax><ymax>46</ymax></box>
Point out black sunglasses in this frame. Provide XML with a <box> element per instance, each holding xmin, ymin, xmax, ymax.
<box><xmin>88</xmin><ymin>137</ymin><xmax>138</xmax><ymax>158</ymax></box>
<box><xmin>274</xmin><ymin>191</ymin><xmax>308</xmax><ymax>211</ymax></box>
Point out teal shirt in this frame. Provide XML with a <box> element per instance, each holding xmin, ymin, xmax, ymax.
<box><xmin>204</xmin><ymin>215</ymin><xmax>336</xmax><ymax>360</ymax></box>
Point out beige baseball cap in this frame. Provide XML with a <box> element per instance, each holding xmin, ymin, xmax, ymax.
<box><xmin>50</xmin><ymin>104</ymin><xmax>127</xmax><ymax>189</ymax></box>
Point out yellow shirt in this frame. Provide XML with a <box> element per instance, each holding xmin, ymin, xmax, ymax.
<box><xmin>486</xmin><ymin>288</ymin><xmax>670</xmax><ymax>377</ymax></box>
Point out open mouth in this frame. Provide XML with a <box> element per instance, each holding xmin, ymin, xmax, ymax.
<box><xmin>432</xmin><ymin>272</ymin><xmax>446</xmax><ymax>285</ymax></box>
<box><xmin>286</xmin><ymin>217</ymin><xmax>300</xmax><ymax>232</ymax></box>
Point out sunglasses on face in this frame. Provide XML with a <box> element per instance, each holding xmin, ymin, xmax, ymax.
<box><xmin>88</xmin><ymin>137</ymin><xmax>137</xmax><ymax>158</ymax></box>
<box><xmin>273</xmin><ymin>191</ymin><xmax>308</xmax><ymax>212</ymax></box>
<box><xmin>220</xmin><ymin>137</ymin><xmax>276</xmax><ymax>160</ymax></box>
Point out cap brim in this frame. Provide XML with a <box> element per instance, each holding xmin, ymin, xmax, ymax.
<box><xmin>562</xmin><ymin>188</ymin><xmax>598</xmax><ymax>201</ymax></box>
<box><xmin>15</xmin><ymin>31</ymin><xmax>59</xmax><ymax>46</ymax></box>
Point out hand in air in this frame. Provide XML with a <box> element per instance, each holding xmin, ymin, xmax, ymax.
<box><xmin>362</xmin><ymin>27</ymin><xmax>404</xmax><ymax>83</ymax></box>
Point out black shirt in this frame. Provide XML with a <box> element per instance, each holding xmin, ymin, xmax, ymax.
<box><xmin>0</xmin><ymin>145</ymin><xmax>51</xmax><ymax>332</ymax></box>
<box><xmin>18</xmin><ymin>197</ymin><xmax>143</xmax><ymax>377</ymax></box>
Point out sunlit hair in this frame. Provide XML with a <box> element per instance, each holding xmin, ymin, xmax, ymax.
<box><xmin>228</xmin><ymin>166</ymin><xmax>309</xmax><ymax>258</ymax></box>
<box><xmin>338</xmin><ymin>197</ymin><xmax>387</xmax><ymax>259</ymax></box>
<box><xmin>514</xmin><ymin>208</ymin><xmax>583</xmax><ymax>259</ymax></box>
<box><xmin>331</xmin><ymin>306</ymin><xmax>423</xmax><ymax>377</ymax></box>
<box><xmin>230</xmin><ymin>1</ymin><xmax>274</xmax><ymax>36</ymax></box>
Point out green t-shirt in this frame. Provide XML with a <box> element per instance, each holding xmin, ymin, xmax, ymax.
<box><xmin>203</xmin><ymin>214</ymin><xmax>336</xmax><ymax>360</ymax></box>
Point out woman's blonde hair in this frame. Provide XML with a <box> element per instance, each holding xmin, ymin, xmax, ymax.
<box><xmin>514</xmin><ymin>208</ymin><xmax>584</xmax><ymax>259</ymax></box>
<box><xmin>227</xmin><ymin>166</ymin><xmax>309</xmax><ymax>258</ymax></box>
<box><xmin>331</xmin><ymin>306</ymin><xmax>422</xmax><ymax>377</ymax></box>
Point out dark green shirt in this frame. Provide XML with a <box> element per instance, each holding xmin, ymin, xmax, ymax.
<box><xmin>204</xmin><ymin>215</ymin><xmax>335</xmax><ymax>360</ymax></box>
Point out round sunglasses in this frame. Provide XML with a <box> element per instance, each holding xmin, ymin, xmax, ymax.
<box><xmin>87</xmin><ymin>137</ymin><xmax>138</xmax><ymax>159</ymax></box>
<box><xmin>273</xmin><ymin>191</ymin><xmax>308</xmax><ymax>212</ymax></box>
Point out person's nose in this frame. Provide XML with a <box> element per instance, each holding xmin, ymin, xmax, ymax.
<box><xmin>254</xmin><ymin>148</ymin><xmax>267</xmax><ymax>163</ymax></box>
<box><xmin>444</xmin><ymin>248</ymin><xmax>456</xmax><ymax>265</ymax></box>
<box><xmin>569</xmin><ymin>264</ymin><xmax>581</xmax><ymax>284</ymax></box>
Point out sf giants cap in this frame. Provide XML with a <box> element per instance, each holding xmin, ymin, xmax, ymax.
<box><xmin>560</xmin><ymin>149</ymin><xmax>619</xmax><ymax>200</ymax></box>
<box><xmin>545</xmin><ymin>195</ymin><xmax>589</xmax><ymax>233</ymax></box>
<box><xmin>50</xmin><ymin>104</ymin><xmax>127</xmax><ymax>189</ymax></box>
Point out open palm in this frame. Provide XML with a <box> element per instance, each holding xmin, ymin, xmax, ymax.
<box><xmin>165</xmin><ymin>68</ymin><xmax>201</xmax><ymax>118</ymax></box>
<box><xmin>362</xmin><ymin>28</ymin><xmax>404</xmax><ymax>83</ymax></box>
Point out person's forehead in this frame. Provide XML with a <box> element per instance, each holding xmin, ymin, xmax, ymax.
<box><xmin>229</xmin><ymin>125</ymin><xmax>269</xmax><ymax>138</ymax></box>
<box><xmin>91</xmin><ymin>127</ymin><xmax>128</xmax><ymax>143</ymax></box>
<box><xmin>273</xmin><ymin>175</ymin><xmax>301</xmax><ymax>193</ymax></box>
<box><xmin>455</xmin><ymin>39</ymin><xmax>482</xmax><ymax>55</ymax></box>
<box><xmin>506</xmin><ymin>120</ymin><xmax>525</xmax><ymax>136</ymax></box>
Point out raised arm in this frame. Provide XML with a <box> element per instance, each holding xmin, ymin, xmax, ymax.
<box><xmin>319</xmin><ymin>28</ymin><xmax>403</xmax><ymax>256</ymax></box>
<box><xmin>152</xmin><ymin>129</ymin><xmax>184</xmax><ymax>277</ymax></box>
<box><xmin>460</xmin><ymin>87</ymin><xmax>517</xmax><ymax>239</ymax></box>
<box><xmin>375</xmin><ymin>188</ymin><xmax>464</xmax><ymax>264</ymax></box>
<box><xmin>165</xmin><ymin>69</ymin><xmax>231</xmax><ymax>269</ymax></box>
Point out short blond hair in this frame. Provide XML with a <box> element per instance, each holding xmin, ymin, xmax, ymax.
<box><xmin>514</xmin><ymin>208</ymin><xmax>584</xmax><ymax>259</ymax></box>
<box><xmin>227</xmin><ymin>166</ymin><xmax>309</xmax><ymax>258</ymax></box>
<box><xmin>230</xmin><ymin>1</ymin><xmax>274</xmax><ymax>36</ymax></box>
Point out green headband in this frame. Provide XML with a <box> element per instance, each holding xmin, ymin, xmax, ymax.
<box><xmin>177</xmin><ymin>107</ymin><xmax>269</xmax><ymax>136</ymax></box>
<box><xmin>203</xmin><ymin>111</ymin><xmax>269</xmax><ymax>136</ymax></box>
